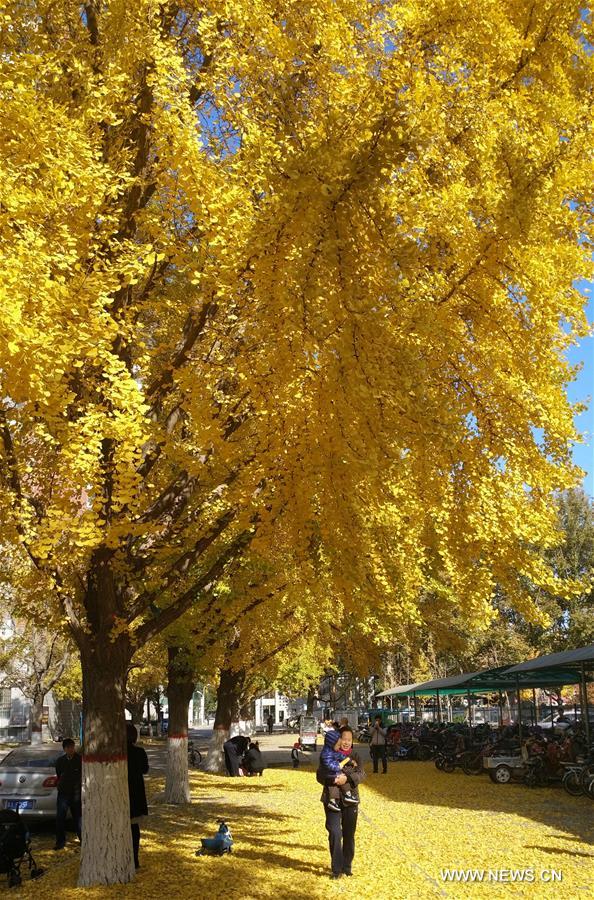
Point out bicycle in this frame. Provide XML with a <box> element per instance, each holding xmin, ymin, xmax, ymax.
<box><xmin>561</xmin><ymin>762</ymin><xmax>585</xmax><ymax>796</ymax></box>
<box><xmin>188</xmin><ymin>740</ymin><xmax>202</xmax><ymax>767</ymax></box>
<box><xmin>579</xmin><ymin>755</ymin><xmax>594</xmax><ymax>799</ymax></box>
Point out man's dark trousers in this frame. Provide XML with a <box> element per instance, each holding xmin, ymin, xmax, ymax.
<box><xmin>325</xmin><ymin>804</ymin><xmax>357</xmax><ymax>875</ymax></box>
<box><xmin>55</xmin><ymin>793</ymin><xmax>81</xmax><ymax>848</ymax></box>
<box><xmin>370</xmin><ymin>744</ymin><xmax>387</xmax><ymax>773</ymax></box>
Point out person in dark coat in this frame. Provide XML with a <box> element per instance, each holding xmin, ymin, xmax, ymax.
<box><xmin>126</xmin><ymin>723</ymin><xmax>149</xmax><ymax>868</ymax></box>
<box><xmin>243</xmin><ymin>740</ymin><xmax>265</xmax><ymax>776</ymax></box>
<box><xmin>223</xmin><ymin>734</ymin><xmax>250</xmax><ymax>776</ymax></box>
<box><xmin>54</xmin><ymin>738</ymin><xmax>82</xmax><ymax>850</ymax></box>
<box><xmin>317</xmin><ymin>726</ymin><xmax>365</xmax><ymax>880</ymax></box>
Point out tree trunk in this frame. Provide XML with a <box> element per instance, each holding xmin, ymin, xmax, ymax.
<box><xmin>152</xmin><ymin>692</ymin><xmax>163</xmax><ymax>736</ymax></box>
<box><xmin>30</xmin><ymin>692</ymin><xmax>44</xmax><ymax>745</ymax></box>
<box><xmin>238</xmin><ymin>696</ymin><xmax>255</xmax><ymax>734</ymax></box>
<box><xmin>164</xmin><ymin>647</ymin><xmax>195</xmax><ymax>804</ymax></box>
<box><xmin>78</xmin><ymin>635</ymin><xmax>135</xmax><ymax>887</ymax></box>
<box><xmin>204</xmin><ymin>667</ymin><xmax>243</xmax><ymax>773</ymax></box>
<box><xmin>306</xmin><ymin>687</ymin><xmax>316</xmax><ymax>716</ymax></box>
<box><xmin>126</xmin><ymin>698</ymin><xmax>146</xmax><ymax>728</ymax></box>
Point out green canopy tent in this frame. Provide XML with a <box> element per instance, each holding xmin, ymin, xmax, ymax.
<box><xmin>375</xmin><ymin>683</ymin><xmax>426</xmax><ymax>722</ymax></box>
<box><xmin>505</xmin><ymin>644</ymin><xmax>594</xmax><ymax>743</ymax></box>
<box><xmin>375</xmin><ymin>664</ymin><xmax>586</xmax><ymax>734</ymax></box>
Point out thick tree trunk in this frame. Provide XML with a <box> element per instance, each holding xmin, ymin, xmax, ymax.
<box><xmin>204</xmin><ymin>668</ymin><xmax>243</xmax><ymax>773</ymax></box>
<box><xmin>78</xmin><ymin>635</ymin><xmax>135</xmax><ymax>887</ymax></box>
<box><xmin>30</xmin><ymin>693</ymin><xmax>44</xmax><ymax>745</ymax></box>
<box><xmin>164</xmin><ymin>647</ymin><xmax>195</xmax><ymax>804</ymax></box>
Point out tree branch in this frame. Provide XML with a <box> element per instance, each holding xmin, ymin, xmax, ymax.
<box><xmin>135</xmin><ymin>527</ymin><xmax>254</xmax><ymax>645</ymax></box>
<box><xmin>128</xmin><ymin>507</ymin><xmax>237</xmax><ymax>621</ymax></box>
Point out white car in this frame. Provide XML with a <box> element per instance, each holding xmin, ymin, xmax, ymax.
<box><xmin>536</xmin><ymin>712</ymin><xmax>579</xmax><ymax>733</ymax></box>
<box><xmin>0</xmin><ymin>745</ymin><xmax>64</xmax><ymax>819</ymax></box>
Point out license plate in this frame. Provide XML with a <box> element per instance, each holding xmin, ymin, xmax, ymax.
<box><xmin>4</xmin><ymin>800</ymin><xmax>35</xmax><ymax>811</ymax></box>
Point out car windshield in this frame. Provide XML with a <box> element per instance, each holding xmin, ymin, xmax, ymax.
<box><xmin>2</xmin><ymin>749</ymin><xmax>61</xmax><ymax>768</ymax></box>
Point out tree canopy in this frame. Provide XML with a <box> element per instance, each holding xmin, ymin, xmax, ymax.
<box><xmin>0</xmin><ymin>0</ymin><xmax>593</xmax><ymax>885</ymax></box>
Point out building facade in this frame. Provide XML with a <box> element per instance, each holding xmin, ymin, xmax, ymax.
<box><xmin>0</xmin><ymin>686</ymin><xmax>81</xmax><ymax>743</ymax></box>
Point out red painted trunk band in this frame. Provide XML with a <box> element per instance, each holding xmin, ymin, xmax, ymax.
<box><xmin>168</xmin><ymin>733</ymin><xmax>187</xmax><ymax>739</ymax></box>
<box><xmin>83</xmin><ymin>753</ymin><xmax>127</xmax><ymax>763</ymax></box>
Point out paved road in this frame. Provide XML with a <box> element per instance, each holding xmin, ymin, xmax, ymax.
<box><xmin>2</xmin><ymin>730</ymin><xmax>373</xmax><ymax>772</ymax></box>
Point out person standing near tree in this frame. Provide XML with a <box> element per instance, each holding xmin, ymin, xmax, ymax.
<box><xmin>126</xmin><ymin>723</ymin><xmax>149</xmax><ymax>869</ymax></box>
<box><xmin>54</xmin><ymin>738</ymin><xmax>82</xmax><ymax>850</ymax></box>
<box><xmin>317</xmin><ymin>726</ymin><xmax>365</xmax><ymax>880</ymax></box>
<box><xmin>369</xmin><ymin>715</ymin><xmax>388</xmax><ymax>774</ymax></box>
<box><xmin>267</xmin><ymin>713</ymin><xmax>274</xmax><ymax>735</ymax></box>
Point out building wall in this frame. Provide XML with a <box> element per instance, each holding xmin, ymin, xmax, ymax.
<box><xmin>0</xmin><ymin>685</ymin><xmax>81</xmax><ymax>744</ymax></box>
<box><xmin>0</xmin><ymin>686</ymin><xmax>30</xmax><ymax>742</ymax></box>
<box><xmin>254</xmin><ymin>691</ymin><xmax>290</xmax><ymax>726</ymax></box>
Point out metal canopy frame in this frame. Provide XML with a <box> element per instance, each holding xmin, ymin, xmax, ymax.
<box><xmin>374</xmin><ymin>646</ymin><xmax>594</xmax><ymax>741</ymax></box>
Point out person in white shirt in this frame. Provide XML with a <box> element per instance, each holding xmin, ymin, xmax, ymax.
<box><xmin>369</xmin><ymin>715</ymin><xmax>387</xmax><ymax>773</ymax></box>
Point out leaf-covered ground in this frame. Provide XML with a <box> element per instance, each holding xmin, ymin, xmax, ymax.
<box><xmin>11</xmin><ymin>762</ymin><xmax>594</xmax><ymax>899</ymax></box>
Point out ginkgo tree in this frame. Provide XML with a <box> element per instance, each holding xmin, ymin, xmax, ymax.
<box><xmin>1</xmin><ymin>0</ymin><xmax>593</xmax><ymax>887</ymax></box>
<box><xmin>160</xmin><ymin>548</ymin><xmax>337</xmax><ymax>795</ymax></box>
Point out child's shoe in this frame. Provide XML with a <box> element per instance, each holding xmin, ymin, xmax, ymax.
<box><xmin>343</xmin><ymin>792</ymin><xmax>359</xmax><ymax>804</ymax></box>
<box><xmin>327</xmin><ymin>799</ymin><xmax>341</xmax><ymax>812</ymax></box>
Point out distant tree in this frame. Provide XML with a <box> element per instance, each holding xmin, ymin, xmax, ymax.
<box><xmin>0</xmin><ymin>621</ymin><xmax>70</xmax><ymax>744</ymax></box>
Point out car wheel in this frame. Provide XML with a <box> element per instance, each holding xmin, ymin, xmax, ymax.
<box><xmin>491</xmin><ymin>764</ymin><xmax>512</xmax><ymax>784</ymax></box>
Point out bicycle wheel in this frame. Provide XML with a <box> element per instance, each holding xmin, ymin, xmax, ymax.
<box><xmin>441</xmin><ymin>757</ymin><xmax>455</xmax><ymax>773</ymax></box>
<box><xmin>418</xmin><ymin>745</ymin><xmax>432</xmax><ymax>762</ymax></box>
<box><xmin>188</xmin><ymin>748</ymin><xmax>202</xmax><ymax>768</ymax></box>
<box><xmin>462</xmin><ymin>753</ymin><xmax>482</xmax><ymax>776</ymax></box>
<box><xmin>580</xmin><ymin>763</ymin><xmax>594</xmax><ymax>796</ymax></box>
<box><xmin>562</xmin><ymin>770</ymin><xmax>583</xmax><ymax>797</ymax></box>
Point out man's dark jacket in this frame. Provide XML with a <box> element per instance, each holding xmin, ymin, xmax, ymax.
<box><xmin>55</xmin><ymin>753</ymin><xmax>82</xmax><ymax>798</ymax></box>
<box><xmin>127</xmin><ymin>742</ymin><xmax>149</xmax><ymax>818</ymax></box>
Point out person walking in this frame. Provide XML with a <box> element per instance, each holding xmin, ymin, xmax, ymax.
<box><xmin>317</xmin><ymin>726</ymin><xmax>365</xmax><ymax>879</ymax></box>
<box><xmin>267</xmin><ymin>713</ymin><xmax>274</xmax><ymax>735</ymax></box>
<box><xmin>126</xmin><ymin>723</ymin><xmax>149</xmax><ymax>869</ymax></box>
<box><xmin>369</xmin><ymin>715</ymin><xmax>388</xmax><ymax>773</ymax></box>
<box><xmin>54</xmin><ymin>738</ymin><xmax>82</xmax><ymax>850</ymax></box>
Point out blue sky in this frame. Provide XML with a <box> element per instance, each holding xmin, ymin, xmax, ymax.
<box><xmin>567</xmin><ymin>280</ymin><xmax>593</xmax><ymax>496</ymax></box>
